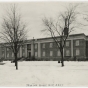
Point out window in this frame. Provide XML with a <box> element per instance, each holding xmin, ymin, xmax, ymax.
<box><xmin>76</xmin><ymin>49</ymin><xmax>80</xmax><ymax>56</ymax></box>
<box><xmin>66</xmin><ymin>50</ymin><xmax>70</xmax><ymax>56</ymax></box>
<box><xmin>2</xmin><ymin>52</ymin><xmax>4</xmax><ymax>57</ymax></box>
<box><xmin>42</xmin><ymin>43</ymin><xmax>45</xmax><ymax>48</ymax></box>
<box><xmin>22</xmin><ymin>45</ymin><xmax>25</xmax><ymax>50</ymax></box>
<box><xmin>35</xmin><ymin>44</ymin><xmax>37</xmax><ymax>49</ymax></box>
<box><xmin>42</xmin><ymin>51</ymin><xmax>45</xmax><ymax>56</ymax></box>
<box><xmin>35</xmin><ymin>52</ymin><xmax>37</xmax><ymax>57</ymax></box>
<box><xmin>76</xmin><ymin>40</ymin><xmax>79</xmax><ymax>46</ymax></box>
<box><xmin>57</xmin><ymin>50</ymin><xmax>61</xmax><ymax>56</ymax></box>
<box><xmin>17</xmin><ymin>53</ymin><xmax>19</xmax><ymax>57</ymax></box>
<box><xmin>2</xmin><ymin>47</ymin><xmax>4</xmax><ymax>51</ymax></box>
<box><xmin>12</xmin><ymin>53</ymin><xmax>14</xmax><ymax>57</ymax></box>
<box><xmin>22</xmin><ymin>46</ymin><xmax>25</xmax><ymax>56</ymax></box>
<box><xmin>7</xmin><ymin>48</ymin><xmax>9</xmax><ymax>51</ymax></box>
<box><xmin>50</xmin><ymin>43</ymin><xmax>53</xmax><ymax>48</ymax></box>
<box><xmin>50</xmin><ymin>51</ymin><xmax>53</xmax><ymax>56</ymax></box>
<box><xmin>27</xmin><ymin>44</ymin><xmax>31</xmax><ymax>50</ymax></box>
<box><xmin>7</xmin><ymin>53</ymin><xmax>9</xmax><ymax>57</ymax></box>
<box><xmin>66</xmin><ymin>41</ymin><xmax>69</xmax><ymax>46</ymax></box>
<box><xmin>22</xmin><ymin>52</ymin><xmax>25</xmax><ymax>56</ymax></box>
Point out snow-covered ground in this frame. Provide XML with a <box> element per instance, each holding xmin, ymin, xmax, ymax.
<box><xmin>0</xmin><ymin>61</ymin><xmax>88</xmax><ymax>87</ymax></box>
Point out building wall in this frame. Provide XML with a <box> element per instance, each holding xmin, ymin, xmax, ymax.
<box><xmin>0</xmin><ymin>46</ymin><xmax>5</xmax><ymax>59</ymax></box>
<box><xmin>64</xmin><ymin>40</ymin><xmax>71</xmax><ymax>57</ymax></box>
<box><xmin>4</xmin><ymin>47</ymin><xmax>14</xmax><ymax>60</ymax></box>
<box><xmin>27</xmin><ymin>44</ymin><xmax>31</xmax><ymax>58</ymax></box>
<box><xmin>0</xmin><ymin>34</ymin><xmax>88</xmax><ymax>61</ymax></box>
<box><xmin>86</xmin><ymin>41</ymin><xmax>88</xmax><ymax>58</ymax></box>
<box><xmin>40</xmin><ymin>39</ymin><xmax>86</xmax><ymax>61</ymax></box>
<box><xmin>73</xmin><ymin>39</ymin><xmax>86</xmax><ymax>59</ymax></box>
<box><xmin>34</xmin><ymin>43</ymin><xmax>38</xmax><ymax>58</ymax></box>
<box><xmin>41</xmin><ymin>42</ymin><xmax>60</xmax><ymax>61</ymax></box>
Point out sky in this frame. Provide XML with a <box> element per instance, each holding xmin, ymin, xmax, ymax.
<box><xmin>0</xmin><ymin>1</ymin><xmax>88</xmax><ymax>40</ymax></box>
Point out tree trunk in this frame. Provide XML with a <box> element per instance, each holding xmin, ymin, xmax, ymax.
<box><xmin>16</xmin><ymin>61</ymin><xmax>18</xmax><ymax>70</ymax></box>
<box><xmin>61</xmin><ymin>48</ymin><xmax>64</xmax><ymax>67</ymax></box>
<box><xmin>15</xmin><ymin>58</ymin><xmax>16</xmax><ymax>66</ymax></box>
<box><xmin>15</xmin><ymin>52</ymin><xmax>18</xmax><ymax>70</ymax></box>
<box><xmin>14</xmin><ymin>42</ymin><xmax>18</xmax><ymax>70</ymax></box>
<box><xmin>15</xmin><ymin>61</ymin><xmax>16</xmax><ymax>66</ymax></box>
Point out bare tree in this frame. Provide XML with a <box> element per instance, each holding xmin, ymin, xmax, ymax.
<box><xmin>0</xmin><ymin>4</ymin><xmax>27</xmax><ymax>70</ymax></box>
<box><xmin>42</xmin><ymin>4</ymin><xmax>78</xmax><ymax>67</ymax></box>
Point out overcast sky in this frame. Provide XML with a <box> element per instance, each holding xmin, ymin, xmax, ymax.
<box><xmin>0</xmin><ymin>1</ymin><xmax>88</xmax><ymax>39</ymax></box>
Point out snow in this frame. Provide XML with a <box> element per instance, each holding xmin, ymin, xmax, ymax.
<box><xmin>0</xmin><ymin>61</ymin><xmax>88</xmax><ymax>87</ymax></box>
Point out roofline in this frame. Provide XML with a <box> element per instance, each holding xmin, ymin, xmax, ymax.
<box><xmin>36</xmin><ymin>33</ymin><xmax>86</xmax><ymax>41</ymax></box>
<box><xmin>0</xmin><ymin>33</ymin><xmax>87</xmax><ymax>45</ymax></box>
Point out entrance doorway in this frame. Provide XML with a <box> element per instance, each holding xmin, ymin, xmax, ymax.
<box><xmin>29</xmin><ymin>52</ymin><xmax>31</xmax><ymax>58</ymax></box>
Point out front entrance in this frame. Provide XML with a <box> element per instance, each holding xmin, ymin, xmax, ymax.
<box><xmin>27</xmin><ymin>50</ymin><xmax>31</xmax><ymax>58</ymax></box>
<box><xmin>29</xmin><ymin>52</ymin><xmax>31</xmax><ymax>58</ymax></box>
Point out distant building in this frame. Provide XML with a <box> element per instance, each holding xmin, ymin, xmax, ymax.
<box><xmin>0</xmin><ymin>33</ymin><xmax>88</xmax><ymax>61</ymax></box>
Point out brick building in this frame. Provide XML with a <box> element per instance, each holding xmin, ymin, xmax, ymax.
<box><xmin>0</xmin><ymin>33</ymin><xmax>88</xmax><ymax>61</ymax></box>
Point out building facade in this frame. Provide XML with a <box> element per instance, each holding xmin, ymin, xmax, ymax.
<box><xmin>0</xmin><ymin>33</ymin><xmax>88</xmax><ymax>61</ymax></box>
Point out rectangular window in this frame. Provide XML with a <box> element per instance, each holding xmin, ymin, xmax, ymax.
<box><xmin>22</xmin><ymin>45</ymin><xmax>25</xmax><ymax>50</ymax></box>
<box><xmin>17</xmin><ymin>52</ymin><xmax>20</xmax><ymax>57</ymax></box>
<box><xmin>2</xmin><ymin>52</ymin><xmax>4</xmax><ymax>57</ymax></box>
<box><xmin>27</xmin><ymin>44</ymin><xmax>31</xmax><ymax>50</ymax></box>
<box><xmin>42</xmin><ymin>51</ymin><xmax>45</xmax><ymax>56</ymax></box>
<box><xmin>2</xmin><ymin>47</ymin><xmax>4</xmax><ymax>51</ymax></box>
<box><xmin>50</xmin><ymin>51</ymin><xmax>53</xmax><ymax>56</ymax></box>
<box><xmin>42</xmin><ymin>43</ymin><xmax>45</xmax><ymax>48</ymax></box>
<box><xmin>22</xmin><ymin>52</ymin><xmax>25</xmax><ymax>57</ymax></box>
<box><xmin>50</xmin><ymin>43</ymin><xmax>53</xmax><ymax>48</ymax></box>
<box><xmin>76</xmin><ymin>40</ymin><xmax>79</xmax><ymax>46</ymax></box>
<box><xmin>7</xmin><ymin>48</ymin><xmax>9</xmax><ymax>51</ymax></box>
<box><xmin>35</xmin><ymin>44</ymin><xmax>37</xmax><ymax>49</ymax></box>
<box><xmin>76</xmin><ymin>49</ymin><xmax>80</xmax><ymax>56</ymax></box>
<box><xmin>57</xmin><ymin>50</ymin><xmax>61</xmax><ymax>56</ymax></box>
<box><xmin>22</xmin><ymin>46</ymin><xmax>24</xmax><ymax>57</ymax></box>
<box><xmin>66</xmin><ymin>41</ymin><xmax>69</xmax><ymax>46</ymax></box>
<box><xmin>12</xmin><ymin>52</ymin><xmax>14</xmax><ymax>57</ymax></box>
<box><xmin>66</xmin><ymin>50</ymin><xmax>70</xmax><ymax>56</ymax></box>
<box><xmin>7</xmin><ymin>53</ymin><xmax>9</xmax><ymax>57</ymax></box>
<box><xmin>35</xmin><ymin>52</ymin><xmax>37</xmax><ymax>57</ymax></box>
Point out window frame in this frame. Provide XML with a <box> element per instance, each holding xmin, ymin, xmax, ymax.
<box><xmin>50</xmin><ymin>51</ymin><xmax>53</xmax><ymax>56</ymax></box>
<box><xmin>35</xmin><ymin>44</ymin><xmax>37</xmax><ymax>49</ymax></box>
<box><xmin>12</xmin><ymin>52</ymin><xmax>14</xmax><ymax>57</ymax></box>
<box><xmin>66</xmin><ymin>41</ymin><xmax>69</xmax><ymax>47</ymax></box>
<box><xmin>42</xmin><ymin>43</ymin><xmax>45</xmax><ymax>48</ymax></box>
<box><xmin>57</xmin><ymin>50</ymin><xmax>61</xmax><ymax>56</ymax></box>
<box><xmin>42</xmin><ymin>51</ymin><xmax>45</xmax><ymax>57</ymax></box>
<box><xmin>66</xmin><ymin>50</ymin><xmax>70</xmax><ymax>56</ymax></box>
<box><xmin>35</xmin><ymin>52</ymin><xmax>38</xmax><ymax>57</ymax></box>
<box><xmin>75</xmin><ymin>40</ymin><xmax>79</xmax><ymax>46</ymax></box>
<box><xmin>7</xmin><ymin>52</ymin><xmax>9</xmax><ymax>58</ymax></box>
<box><xmin>76</xmin><ymin>49</ymin><xmax>80</xmax><ymax>56</ymax></box>
<box><xmin>2</xmin><ymin>52</ymin><xmax>5</xmax><ymax>57</ymax></box>
<box><xmin>7</xmin><ymin>48</ymin><xmax>9</xmax><ymax>51</ymax></box>
<box><xmin>50</xmin><ymin>43</ymin><xmax>53</xmax><ymax>48</ymax></box>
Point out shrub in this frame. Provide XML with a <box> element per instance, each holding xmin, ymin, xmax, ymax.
<box><xmin>0</xmin><ymin>57</ymin><xmax>4</xmax><ymax>62</ymax></box>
